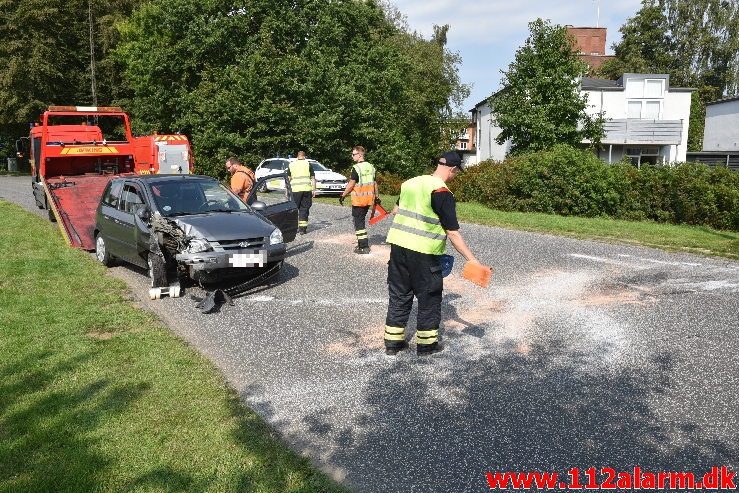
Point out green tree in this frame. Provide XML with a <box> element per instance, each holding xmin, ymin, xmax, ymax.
<box><xmin>490</xmin><ymin>19</ymin><xmax>604</xmax><ymax>155</ymax></box>
<box><xmin>663</xmin><ymin>0</ymin><xmax>739</xmax><ymax>93</ymax></box>
<box><xmin>0</xmin><ymin>0</ymin><xmax>145</xmax><ymax>156</ymax></box>
<box><xmin>597</xmin><ymin>1</ymin><xmax>675</xmax><ymax>80</ymax></box>
<box><xmin>114</xmin><ymin>0</ymin><xmax>468</xmax><ymax>178</ymax></box>
<box><xmin>0</xmin><ymin>0</ymin><xmax>88</xmax><ymax>139</ymax></box>
<box><xmin>601</xmin><ymin>0</ymin><xmax>739</xmax><ymax>150</ymax></box>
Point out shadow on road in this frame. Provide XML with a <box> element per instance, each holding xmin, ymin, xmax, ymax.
<box><xmin>286</xmin><ymin>338</ymin><xmax>738</xmax><ymax>492</ymax></box>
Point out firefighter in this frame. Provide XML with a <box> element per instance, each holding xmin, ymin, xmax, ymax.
<box><xmin>288</xmin><ymin>150</ymin><xmax>316</xmax><ymax>234</ymax></box>
<box><xmin>383</xmin><ymin>151</ymin><xmax>480</xmax><ymax>356</ymax></box>
<box><xmin>339</xmin><ymin>146</ymin><xmax>377</xmax><ymax>254</ymax></box>
<box><xmin>226</xmin><ymin>157</ymin><xmax>256</xmax><ymax>205</ymax></box>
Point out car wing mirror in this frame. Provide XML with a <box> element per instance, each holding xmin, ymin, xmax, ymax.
<box><xmin>251</xmin><ymin>200</ymin><xmax>267</xmax><ymax>212</ymax></box>
<box><xmin>135</xmin><ymin>205</ymin><xmax>151</xmax><ymax>221</ymax></box>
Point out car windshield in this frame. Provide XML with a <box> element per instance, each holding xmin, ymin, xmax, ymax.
<box><xmin>309</xmin><ymin>161</ymin><xmax>328</xmax><ymax>172</ymax></box>
<box><xmin>150</xmin><ymin>179</ymin><xmax>250</xmax><ymax>217</ymax></box>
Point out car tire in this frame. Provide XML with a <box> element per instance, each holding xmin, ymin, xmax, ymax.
<box><xmin>95</xmin><ymin>234</ymin><xmax>114</xmax><ymax>267</ymax></box>
<box><xmin>148</xmin><ymin>252</ymin><xmax>168</xmax><ymax>288</ymax></box>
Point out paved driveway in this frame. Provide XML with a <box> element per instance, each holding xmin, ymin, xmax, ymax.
<box><xmin>2</xmin><ymin>175</ymin><xmax>738</xmax><ymax>492</ymax></box>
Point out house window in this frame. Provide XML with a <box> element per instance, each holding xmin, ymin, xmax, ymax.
<box><xmin>625</xmin><ymin>146</ymin><xmax>661</xmax><ymax>168</ymax></box>
<box><xmin>459</xmin><ymin>142</ymin><xmax>467</xmax><ymax>150</ymax></box>
<box><xmin>626</xmin><ymin>78</ymin><xmax>665</xmax><ymax>98</ymax></box>
<box><xmin>645</xmin><ymin>79</ymin><xmax>664</xmax><ymax>98</ymax></box>
<box><xmin>627</xmin><ymin>101</ymin><xmax>642</xmax><ymax>119</ymax></box>
<box><xmin>626</xmin><ymin>100</ymin><xmax>662</xmax><ymax>119</ymax></box>
<box><xmin>644</xmin><ymin>101</ymin><xmax>661</xmax><ymax>119</ymax></box>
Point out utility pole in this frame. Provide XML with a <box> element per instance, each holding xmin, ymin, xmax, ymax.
<box><xmin>88</xmin><ymin>0</ymin><xmax>97</xmax><ymax>106</ymax></box>
<box><xmin>594</xmin><ymin>0</ymin><xmax>601</xmax><ymax>28</ymax></box>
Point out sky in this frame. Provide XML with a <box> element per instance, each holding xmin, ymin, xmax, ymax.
<box><xmin>388</xmin><ymin>0</ymin><xmax>643</xmax><ymax>112</ymax></box>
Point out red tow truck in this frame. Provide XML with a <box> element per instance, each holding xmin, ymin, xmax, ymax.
<box><xmin>20</xmin><ymin>105</ymin><xmax>193</xmax><ymax>250</ymax></box>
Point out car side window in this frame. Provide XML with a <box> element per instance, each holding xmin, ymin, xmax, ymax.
<box><xmin>103</xmin><ymin>181</ymin><xmax>124</xmax><ymax>208</ymax></box>
<box><xmin>120</xmin><ymin>183</ymin><xmax>145</xmax><ymax>214</ymax></box>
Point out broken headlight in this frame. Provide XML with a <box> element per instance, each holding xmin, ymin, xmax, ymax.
<box><xmin>185</xmin><ymin>237</ymin><xmax>212</xmax><ymax>253</ymax></box>
<box><xmin>269</xmin><ymin>228</ymin><xmax>283</xmax><ymax>245</ymax></box>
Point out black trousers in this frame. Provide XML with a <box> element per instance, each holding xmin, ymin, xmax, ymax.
<box><xmin>293</xmin><ymin>191</ymin><xmax>312</xmax><ymax>226</ymax></box>
<box><xmin>352</xmin><ymin>205</ymin><xmax>370</xmax><ymax>248</ymax></box>
<box><xmin>384</xmin><ymin>244</ymin><xmax>443</xmax><ymax>349</ymax></box>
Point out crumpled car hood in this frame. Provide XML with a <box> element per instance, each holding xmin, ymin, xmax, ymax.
<box><xmin>172</xmin><ymin>211</ymin><xmax>275</xmax><ymax>241</ymax></box>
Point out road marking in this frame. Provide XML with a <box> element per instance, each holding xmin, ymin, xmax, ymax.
<box><xmin>241</xmin><ymin>296</ymin><xmax>387</xmax><ymax>305</ymax></box>
<box><xmin>569</xmin><ymin>253</ymin><xmax>631</xmax><ymax>266</ymax></box>
<box><xmin>617</xmin><ymin>254</ymin><xmax>701</xmax><ymax>267</ymax></box>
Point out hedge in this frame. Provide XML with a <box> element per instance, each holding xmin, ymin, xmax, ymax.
<box><xmin>378</xmin><ymin>145</ymin><xmax>738</xmax><ymax>231</ymax></box>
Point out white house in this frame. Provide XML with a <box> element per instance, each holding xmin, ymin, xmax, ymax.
<box><xmin>685</xmin><ymin>95</ymin><xmax>739</xmax><ymax>170</ymax></box>
<box><xmin>702</xmin><ymin>95</ymin><xmax>739</xmax><ymax>152</ymax></box>
<box><xmin>470</xmin><ymin>73</ymin><xmax>694</xmax><ymax>166</ymax></box>
<box><xmin>582</xmin><ymin>74</ymin><xmax>693</xmax><ymax>165</ymax></box>
<box><xmin>470</xmin><ymin>98</ymin><xmax>510</xmax><ymax>162</ymax></box>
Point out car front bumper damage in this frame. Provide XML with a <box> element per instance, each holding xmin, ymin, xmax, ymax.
<box><xmin>175</xmin><ymin>243</ymin><xmax>286</xmax><ymax>272</ymax></box>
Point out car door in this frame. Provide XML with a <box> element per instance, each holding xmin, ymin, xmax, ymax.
<box><xmin>116</xmin><ymin>181</ymin><xmax>149</xmax><ymax>267</ymax></box>
<box><xmin>248</xmin><ymin>173</ymin><xmax>298</xmax><ymax>243</ymax></box>
<box><xmin>265</xmin><ymin>159</ymin><xmax>288</xmax><ymax>191</ymax></box>
<box><xmin>98</xmin><ymin>180</ymin><xmax>127</xmax><ymax>257</ymax></box>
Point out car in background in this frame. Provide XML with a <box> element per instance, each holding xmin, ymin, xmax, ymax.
<box><xmin>255</xmin><ymin>157</ymin><xmax>348</xmax><ymax>195</ymax></box>
<box><xmin>94</xmin><ymin>174</ymin><xmax>298</xmax><ymax>286</ymax></box>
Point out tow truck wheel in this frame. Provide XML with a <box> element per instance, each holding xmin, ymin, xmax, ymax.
<box><xmin>95</xmin><ymin>234</ymin><xmax>114</xmax><ymax>267</ymax></box>
<box><xmin>47</xmin><ymin>207</ymin><xmax>56</xmax><ymax>223</ymax></box>
<box><xmin>148</xmin><ymin>252</ymin><xmax>168</xmax><ymax>288</ymax></box>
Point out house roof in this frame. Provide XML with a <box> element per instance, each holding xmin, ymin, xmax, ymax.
<box><xmin>706</xmin><ymin>94</ymin><xmax>739</xmax><ymax>106</ymax></box>
<box><xmin>581</xmin><ymin>77</ymin><xmax>620</xmax><ymax>89</ymax></box>
<box><xmin>582</xmin><ymin>75</ymin><xmax>695</xmax><ymax>92</ymax></box>
<box><xmin>470</xmin><ymin>96</ymin><xmax>492</xmax><ymax>111</ymax></box>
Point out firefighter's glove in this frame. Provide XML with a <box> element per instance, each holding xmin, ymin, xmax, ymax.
<box><xmin>374</xmin><ymin>197</ymin><xmax>381</xmax><ymax>205</ymax></box>
<box><xmin>339</xmin><ymin>195</ymin><xmax>345</xmax><ymax>206</ymax></box>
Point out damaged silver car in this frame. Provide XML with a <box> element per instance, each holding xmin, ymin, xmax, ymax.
<box><xmin>93</xmin><ymin>174</ymin><xmax>298</xmax><ymax>289</ymax></box>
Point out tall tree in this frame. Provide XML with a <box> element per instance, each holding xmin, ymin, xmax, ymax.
<box><xmin>0</xmin><ymin>0</ymin><xmax>89</xmax><ymax>140</ymax></box>
<box><xmin>490</xmin><ymin>19</ymin><xmax>604</xmax><ymax>154</ymax></box>
<box><xmin>662</xmin><ymin>0</ymin><xmax>739</xmax><ymax>94</ymax></box>
<box><xmin>114</xmin><ymin>0</ymin><xmax>468</xmax><ymax>177</ymax></box>
<box><xmin>0</xmin><ymin>0</ymin><xmax>145</xmax><ymax>156</ymax></box>
<box><xmin>597</xmin><ymin>1</ymin><xmax>675</xmax><ymax>80</ymax></box>
<box><xmin>600</xmin><ymin>0</ymin><xmax>739</xmax><ymax>151</ymax></box>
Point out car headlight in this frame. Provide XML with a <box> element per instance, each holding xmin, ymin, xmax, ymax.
<box><xmin>269</xmin><ymin>228</ymin><xmax>283</xmax><ymax>245</ymax></box>
<box><xmin>186</xmin><ymin>237</ymin><xmax>212</xmax><ymax>253</ymax></box>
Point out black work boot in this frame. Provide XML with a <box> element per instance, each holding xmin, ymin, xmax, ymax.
<box><xmin>354</xmin><ymin>246</ymin><xmax>370</xmax><ymax>254</ymax></box>
<box><xmin>385</xmin><ymin>341</ymin><xmax>408</xmax><ymax>356</ymax></box>
<box><xmin>417</xmin><ymin>343</ymin><xmax>444</xmax><ymax>356</ymax></box>
<box><xmin>299</xmin><ymin>226</ymin><xmax>307</xmax><ymax>235</ymax></box>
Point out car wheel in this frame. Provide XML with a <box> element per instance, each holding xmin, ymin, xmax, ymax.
<box><xmin>148</xmin><ymin>252</ymin><xmax>168</xmax><ymax>288</ymax></box>
<box><xmin>95</xmin><ymin>234</ymin><xmax>114</xmax><ymax>267</ymax></box>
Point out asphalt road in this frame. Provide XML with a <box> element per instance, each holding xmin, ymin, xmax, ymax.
<box><xmin>2</xmin><ymin>175</ymin><xmax>738</xmax><ymax>492</ymax></box>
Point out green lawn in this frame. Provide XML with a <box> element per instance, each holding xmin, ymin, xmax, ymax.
<box><xmin>315</xmin><ymin>193</ymin><xmax>739</xmax><ymax>260</ymax></box>
<box><xmin>0</xmin><ymin>200</ymin><xmax>346</xmax><ymax>493</ymax></box>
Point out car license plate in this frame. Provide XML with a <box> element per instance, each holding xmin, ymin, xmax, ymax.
<box><xmin>228</xmin><ymin>250</ymin><xmax>267</xmax><ymax>268</ymax></box>
<box><xmin>329</xmin><ymin>185</ymin><xmax>343</xmax><ymax>189</ymax></box>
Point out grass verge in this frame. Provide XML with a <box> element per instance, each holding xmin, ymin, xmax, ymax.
<box><xmin>315</xmin><ymin>193</ymin><xmax>738</xmax><ymax>260</ymax></box>
<box><xmin>0</xmin><ymin>200</ymin><xmax>347</xmax><ymax>493</ymax></box>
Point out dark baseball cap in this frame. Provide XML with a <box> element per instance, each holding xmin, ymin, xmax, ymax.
<box><xmin>441</xmin><ymin>151</ymin><xmax>464</xmax><ymax>170</ymax></box>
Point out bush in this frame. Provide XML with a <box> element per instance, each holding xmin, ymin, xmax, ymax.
<box><xmin>376</xmin><ymin>171</ymin><xmax>405</xmax><ymax>195</ymax></box>
<box><xmin>449</xmin><ymin>145</ymin><xmax>739</xmax><ymax>231</ymax></box>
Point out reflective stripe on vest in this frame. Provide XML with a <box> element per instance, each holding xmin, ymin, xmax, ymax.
<box><xmin>351</xmin><ymin>161</ymin><xmax>376</xmax><ymax>206</ymax></box>
<box><xmin>289</xmin><ymin>160</ymin><xmax>312</xmax><ymax>192</ymax></box>
<box><xmin>386</xmin><ymin>175</ymin><xmax>448</xmax><ymax>255</ymax></box>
